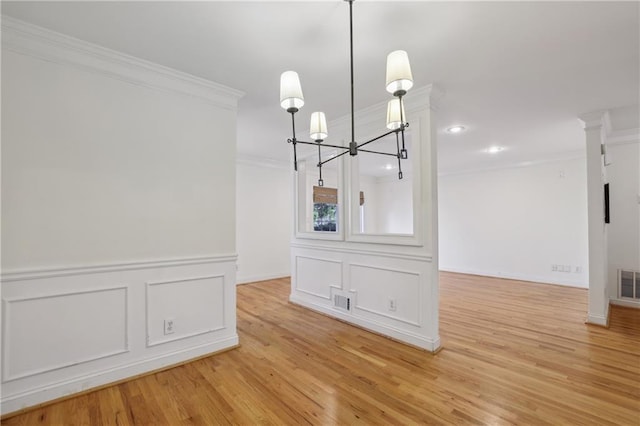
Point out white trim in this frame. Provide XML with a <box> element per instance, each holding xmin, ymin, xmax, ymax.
<box><xmin>0</xmin><ymin>336</ymin><xmax>239</xmax><ymax>416</ymax></box>
<box><xmin>292</xmin><ymin>242</ymin><xmax>432</xmax><ymax>262</ymax></box>
<box><xmin>438</xmin><ymin>150</ymin><xmax>586</xmax><ymax>178</ymax></box>
<box><xmin>146</xmin><ymin>274</ymin><xmax>226</xmax><ymax>287</ymax></box>
<box><xmin>353</xmin><ymin>305</ymin><xmax>420</xmax><ymax>328</ymax></box>
<box><xmin>290</xmin><ymin>295</ymin><xmax>440</xmax><ymax>352</ymax></box>
<box><xmin>1</xmin><ymin>17</ymin><xmax>244</xmax><ymax>110</ymax></box>
<box><xmin>236</xmin><ymin>272</ymin><xmax>290</xmax><ymax>285</ymax></box>
<box><xmin>610</xmin><ymin>298</ymin><xmax>640</xmax><ymax>309</ymax></box>
<box><xmin>348</xmin><ymin>262</ymin><xmax>421</xmax><ymax>277</ymax></box>
<box><xmin>586</xmin><ymin>314</ymin><xmax>608</xmax><ymax>326</ymax></box>
<box><xmin>606</xmin><ymin>128</ymin><xmax>640</xmax><ymax>146</ymax></box>
<box><xmin>2</xmin><ymin>286</ymin><xmax>129</xmax><ymax>382</ymax></box>
<box><xmin>236</xmin><ymin>154</ymin><xmax>289</xmax><ymax>170</ymax></box>
<box><xmin>1</xmin><ymin>254</ymin><xmax>238</xmax><ymax>282</ymax></box>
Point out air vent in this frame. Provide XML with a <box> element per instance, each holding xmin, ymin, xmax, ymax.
<box><xmin>334</xmin><ymin>294</ymin><xmax>351</xmax><ymax>311</ymax></box>
<box><xmin>619</xmin><ymin>269</ymin><xmax>640</xmax><ymax>300</ymax></box>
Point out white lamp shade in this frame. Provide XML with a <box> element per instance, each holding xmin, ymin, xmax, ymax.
<box><xmin>385</xmin><ymin>50</ymin><xmax>413</xmax><ymax>94</ymax></box>
<box><xmin>310</xmin><ymin>111</ymin><xmax>328</xmax><ymax>140</ymax></box>
<box><xmin>386</xmin><ymin>99</ymin><xmax>407</xmax><ymax>130</ymax></box>
<box><xmin>280</xmin><ymin>71</ymin><xmax>304</xmax><ymax>110</ymax></box>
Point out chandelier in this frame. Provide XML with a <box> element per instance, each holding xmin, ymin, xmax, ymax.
<box><xmin>279</xmin><ymin>0</ymin><xmax>414</xmax><ymax>187</ymax></box>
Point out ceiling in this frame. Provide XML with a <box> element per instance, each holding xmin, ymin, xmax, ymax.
<box><xmin>2</xmin><ymin>1</ymin><xmax>639</xmax><ymax>174</ymax></box>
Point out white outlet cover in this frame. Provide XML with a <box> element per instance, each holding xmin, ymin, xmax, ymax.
<box><xmin>164</xmin><ymin>318</ymin><xmax>175</xmax><ymax>335</ymax></box>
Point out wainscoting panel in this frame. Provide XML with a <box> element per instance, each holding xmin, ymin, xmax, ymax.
<box><xmin>0</xmin><ymin>256</ymin><xmax>238</xmax><ymax>416</ymax></box>
<box><xmin>294</xmin><ymin>256</ymin><xmax>342</xmax><ymax>300</ymax></box>
<box><xmin>146</xmin><ymin>275</ymin><xmax>225</xmax><ymax>346</ymax></box>
<box><xmin>290</xmin><ymin>245</ymin><xmax>439</xmax><ymax>352</ymax></box>
<box><xmin>349</xmin><ymin>264</ymin><xmax>421</xmax><ymax>327</ymax></box>
<box><xmin>2</xmin><ymin>286</ymin><xmax>128</xmax><ymax>382</ymax></box>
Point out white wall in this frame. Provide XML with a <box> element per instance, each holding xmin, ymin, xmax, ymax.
<box><xmin>439</xmin><ymin>157</ymin><xmax>589</xmax><ymax>287</ymax></box>
<box><xmin>236</xmin><ymin>160</ymin><xmax>291</xmax><ymax>284</ymax></box>
<box><xmin>1</xmin><ymin>18</ymin><xmax>242</xmax><ymax>414</ymax></box>
<box><xmin>606</xmin><ymin>141</ymin><xmax>640</xmax><ymax>300</ymax></box>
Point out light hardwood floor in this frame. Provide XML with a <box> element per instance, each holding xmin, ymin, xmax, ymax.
<box><xmin>3</xmin><ymin>273</ymin><xmax>639</xmax><ymax>425</ymax></box>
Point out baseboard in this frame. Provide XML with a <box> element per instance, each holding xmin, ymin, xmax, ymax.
<box><xmin>236</xmin><ymin>272</ymin><xmax>290</xmax><ymax>285</ymax></box>
<box><xmin>439</xmin><ymin>266</ymin><xmax>588</xmax><ymax>288</ymax></box>
<box><xmin>289</xmin><ymin>295</ymin><xmax>440</xmax><ymax>352</ymax></box>
<box><xmin>610</xmin><ymin>298</ymin><xmax>640</xmax><ymax>309</ymax></box>
<box><xmin>1</xmin><ymin>335</ymin><xmax>238</xmax><ymax>416</ymax></box>
<box><xmin>586</xmin><ymin>314</ymin><xmax>609</xmax><ymax>327</ymax></box>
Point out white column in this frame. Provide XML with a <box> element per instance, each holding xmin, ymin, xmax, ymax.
<box><xmin>579</xmin><ymin>111</ymin><xmax>609</xmax><ymax>326</ymax></box>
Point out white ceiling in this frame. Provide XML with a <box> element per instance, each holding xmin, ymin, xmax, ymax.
<box><xmin>2</xmin><ymin>1</ymin><xmax>639</xmax><ymax>174</ymax></box>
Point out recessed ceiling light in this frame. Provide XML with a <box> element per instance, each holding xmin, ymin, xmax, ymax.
<box><xmin>385</xmin><ymin>164</ymin><xmax>393</xmax><ymax>170</ymax></box>
<box><xmin>446</xmin><ymin>125</ymin><xmax>466</xmax><ymax>134</ymax></box>
<box><xmin>486</xmin><ymin>146</ymin><xmax>505</xmax><ymax>154</ymax></box>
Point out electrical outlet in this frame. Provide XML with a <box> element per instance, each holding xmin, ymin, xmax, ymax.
<box><xmin>575</xmin><ymin>266</ymin><xmax>583</xmax><ymax>273</ymax></box>
<box><xmin>551</xmin><ymin>264</ymin><xmax>558</xmax><ymax>272</ymax></box>
<box><xmin>164</xmin><ymin>318</ymin><xmax>175</xmax><ymax>335</ymax></box>
<box><xmin>388</xmin><ymin>298</ymin><xmax>397</xmax><ymax>312</ymax></box>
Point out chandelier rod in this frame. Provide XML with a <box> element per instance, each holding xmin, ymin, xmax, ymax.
<box><xmin>348</xmin><ymin>0</ymin><xmax>355</xmax><ymax>152</ymax></box>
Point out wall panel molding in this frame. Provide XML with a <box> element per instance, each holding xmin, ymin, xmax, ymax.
<box><xmin>145</xmin><ymin>275</ymin><xmax>226</xmax><ymax>347</ymax></box>
<box><xmin>348</xmin><ymin>263</ymin><xmax>422</xmax><ymax>327</ymax></box>
<box><xmin>2</xmin><ymin>286</ymin><xmax>129</xmax><ymax>382</ymax></box>
<box><xmin>294</xmin><ymin>256</ymin><xmax>342</xmax><ymax>300</ymax></box>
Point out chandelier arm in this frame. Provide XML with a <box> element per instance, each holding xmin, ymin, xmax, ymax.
<box><xmin>356</xmin><ymin>128</ymin><xmax>401</xmax><ymax>150</ymax></box>
<box><xmin>358</xmin><ymin>148</ymin><xmax>399</xmax><ymax>157</ymax></box>
<box><xmin>294</xmin><ymin>140</ymin><xmax>350</xmax><ymax>151</ymax></box>
<box><xmin>319</xmin><ymin>149</ymin><xmax>350</xmax><ymax>166</ymax></box>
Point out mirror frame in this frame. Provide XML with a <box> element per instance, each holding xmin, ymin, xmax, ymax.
<box><xmin>293</xmin><ymin>152</ymin><xmax>345</xmax><ymax>241</ymax></box>
<box><xmin>346</xmin><ymin>113</ymin><xmax>424</xmax><ymax>246</ymax></box>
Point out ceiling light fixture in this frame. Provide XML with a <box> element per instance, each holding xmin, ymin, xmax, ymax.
<box><xmin>280</xmin><ymin>0</ymin><xmax>412</xmax><ymax>186</ymax></box>
<box><xmin>446</xmin><ymin>125</ymin><xmax>465</xmax><ymax>134</ymax></box>
<box><xmin>486</xmin><ymin>146</ymin><xmax>505</xmax><ymax>154</ymax></box>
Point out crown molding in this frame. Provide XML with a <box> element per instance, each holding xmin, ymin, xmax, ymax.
<box><xmin>578</xmin><ymin>110</ymin><xmax>608</xmax><ymax>131</ymax></box>
<box><xmin>236</xmin><ymin>153</ymin><xmax>289</xmax><ymax>170</ymax></box>
<box><xmin>1</xmin><ymin>16</ymin><xmax>245</xmax><ymax>110</ymax></box>
<box><xmin>438</xmin><ymin>149</ymin><xmax>586</xmax><ymax>178</ymax></box>
<box><xmin>605</xmin><ymin>128</ymin><xmax>640</xmax><ymax>146</ymax></box>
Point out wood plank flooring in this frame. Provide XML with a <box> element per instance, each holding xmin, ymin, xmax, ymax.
<box><xmin>4</xmin><ymin>272</ymin><xmax>639</xmax><ymax>425</ymax></box>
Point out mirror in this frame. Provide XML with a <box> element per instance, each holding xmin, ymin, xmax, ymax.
<box><xmin>354</xmin><ymin>130</ymin><xmax>414</xmax><ymax>236</ymax></box>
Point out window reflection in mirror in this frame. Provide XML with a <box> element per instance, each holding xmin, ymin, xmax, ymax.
<box><xmin>357</xmin><ymin>132</ymin><xmax>413</xmax><ymax>235</ymax></box>
<box><xmin>297</xmin><ymin>155</ymin><xmax>340</xmax><ymax>234</ymax></box>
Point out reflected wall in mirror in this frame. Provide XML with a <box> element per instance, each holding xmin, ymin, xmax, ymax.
<box><xmin>296</xmin><ymin>155</ymin><xmax>341</xmax><ymax>235</ymax></box>
<box><xmin>356</xmin><ymin>131</ymin><xmax>413</xmax><ymax>235</ymax></box>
